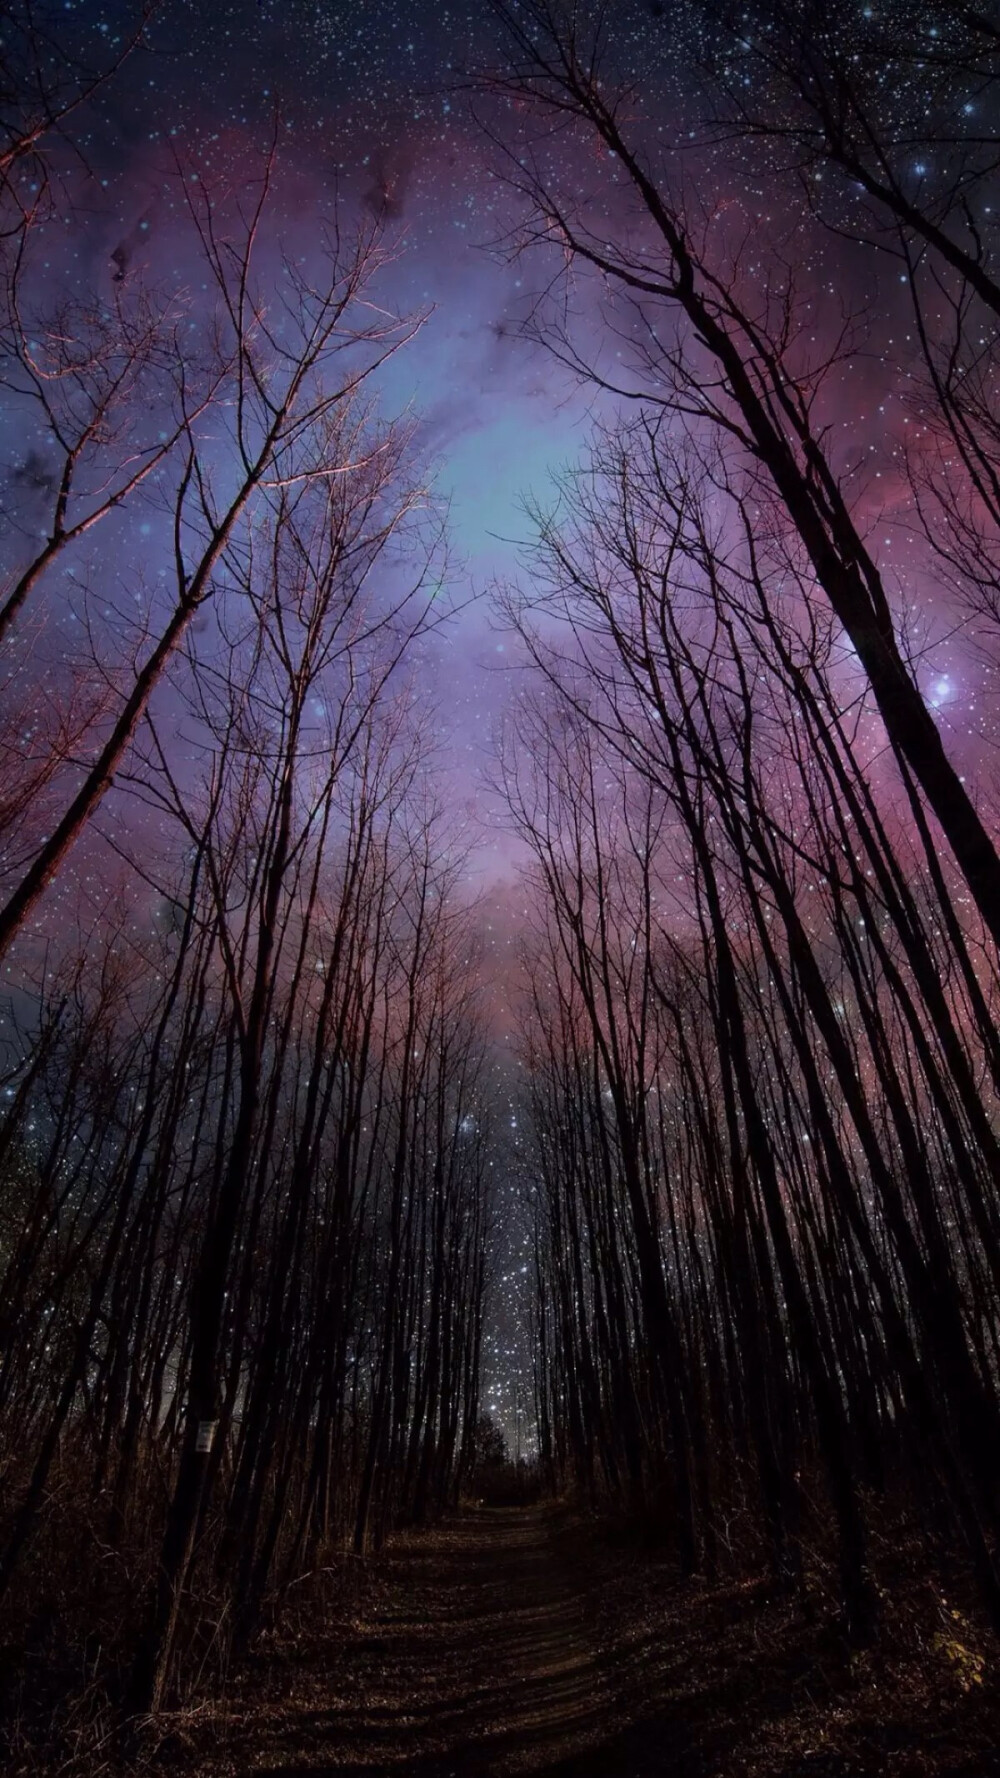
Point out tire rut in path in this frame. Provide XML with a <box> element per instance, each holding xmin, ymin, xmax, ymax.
<box><xmin>251</xmin><ymin>1504</ymin><xmax>617</xmax><ymax>1775</ymax></box>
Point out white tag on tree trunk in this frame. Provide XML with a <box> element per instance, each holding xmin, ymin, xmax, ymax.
<box><xmin>196</xmin><ymin>1420</ymin><xmax>218</xmax><ymax>1453</ymax></box>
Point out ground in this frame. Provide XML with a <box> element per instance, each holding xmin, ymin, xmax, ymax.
<box><xmin>121</xmin><ymin>1502</ymin><xmax>1000</xmax><ymax>1778</ymax></box>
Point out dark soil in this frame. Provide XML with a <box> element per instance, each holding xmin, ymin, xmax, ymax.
<box><xmin>111</xmin><ymin>1502</ymin><xmax>1000</xmax><ymax>1778</ymax></box>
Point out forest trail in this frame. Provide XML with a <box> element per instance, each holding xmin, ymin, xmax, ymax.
<box><xmin>218</xmin><ymin>1503</ymin><xmax>625</xmax><ymax>1776</ymax></box>
<box><xmin>177</xmin><ymin>1503</ymin><xmax>1000</xmax><ymax>1778</ymax></box>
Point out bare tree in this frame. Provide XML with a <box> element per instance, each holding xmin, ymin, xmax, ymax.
<box><xmin>0</xmin><ymin>0</ymin><xmax>154</xmax><ymax>219</ymax></box>
<box><xmin>500</xmin><ymin>396</ymin><xmax>1000</xmax><ymax>1628</ymax></box>
<box><xmin>476</xmin><ymin>0</ymin><xmax>1000</xmax><ymax>949</ymax></box>
<box><xmin>0</xmin><ymin>145</ymin><xmax>425</xmax><ymax>962</ymax></box>
<box><xmin>703</xmin><ymin>0</ymin><xmax>1000</xmax><ymax>629</ymax></box>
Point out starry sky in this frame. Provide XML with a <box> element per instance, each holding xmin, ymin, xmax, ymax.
<box><xmin>51</xmin><ymin>0</ymin><xmax>610</xmax><ymax>890</ymax></box>
<box><xmin>6</xmin><ymin>0</ymin><xmax>1000</xmax><ymax>1448</ymax></box>
<box><xmin>9</xmin><ymin>0</ymin><xmax>996</xmax><ymax>898</ymax></box>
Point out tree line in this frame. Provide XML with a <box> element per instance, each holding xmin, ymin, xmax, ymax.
<box><xmin>0</xmin><ymin>5</ymin><xmax>493</xmax><ymax>1718</ymax></box>
<box><xmin>485</xmin><ymin>0</ymin><xmax>1000</xmax><ymax>1641</ymax></box>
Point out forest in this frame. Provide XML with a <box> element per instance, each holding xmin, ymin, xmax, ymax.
<box><xmin>3</xmin><ymin>1</ymin><xmax>1000</xmax><ymax>1772</ymax></box>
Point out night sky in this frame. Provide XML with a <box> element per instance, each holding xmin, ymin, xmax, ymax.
<box><xmin>78</xmin><ymin>0</ymin><xmax>999</xmax><ymax>808</ymax></box>
<box><xmin>4</xmin><ymin>0</ymin><xmax>999</xmax><ymax>1443</ymax></box>
<box><xmin>58</xmin><ymin>0</ymin><xmax>616</xmax><ymax>885</ymax></box>
<box><xmin>7</xmin><ymin>0</ymin><xmax>996</xmax><ymax>895</ymax></box>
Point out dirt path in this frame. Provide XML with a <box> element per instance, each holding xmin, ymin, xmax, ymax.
<box><xmin>181</xmin><ymin>1504</ymin><xmax>1000</xmax><ymax>1778</ymax></box>
<box><xmin>216</xmin><ymin>1504</ymin><xmax>619</xmax><ymax>1776</ymax></box>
